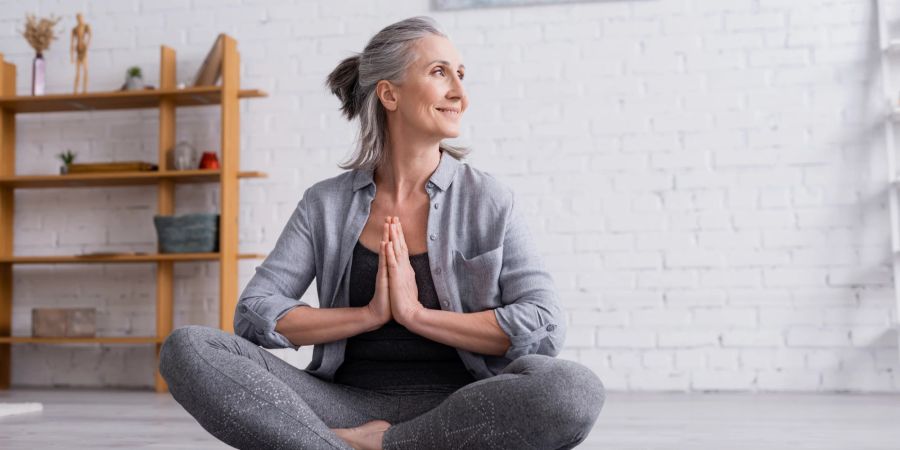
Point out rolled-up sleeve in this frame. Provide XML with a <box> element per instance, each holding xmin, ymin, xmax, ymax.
<box><xmin>492</xmin><ymin>189</ymin><xmax>566</xmax><ymax>360</ymax></box>
<box><xmin>234</xmin><ymin>190</ymin><xmax>317</xmax><ymax>350</ymax></box>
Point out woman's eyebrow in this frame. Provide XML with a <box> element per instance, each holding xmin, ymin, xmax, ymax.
<box><xmin>429</xmin><ymin>59</ymin><xmax>465</xmax><ymax>70</ymax></box>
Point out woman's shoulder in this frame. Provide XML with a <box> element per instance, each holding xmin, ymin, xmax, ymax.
<box><xmin>453</xmin><ymin>160</ymin><xmax>515</xmax><ymax>209</ymax></box>
<box><xmin>302</xmin><ymin>170</ymin><xmax>357</xmax><ymax>203</ymax></box>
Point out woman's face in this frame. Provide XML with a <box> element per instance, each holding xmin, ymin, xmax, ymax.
<box><xmin>385</xmin><ymin>35</ymin><xmax>468</xmax><ymax>140</ymax></box>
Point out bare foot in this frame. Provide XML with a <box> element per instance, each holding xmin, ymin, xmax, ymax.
<box><xmin>331</xmin><ymin>419</ymin><xmax>391</xmax><ymax>450</ymax></box>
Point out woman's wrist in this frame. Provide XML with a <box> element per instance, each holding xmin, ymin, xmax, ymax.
<box><xmin>362</xmin><ymin>304</ymin><xmax>390</xmax><ymax>331</ymax></box>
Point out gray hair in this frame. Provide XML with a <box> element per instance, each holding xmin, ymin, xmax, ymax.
<box><xmin>325</xmin><ymin>16</ymin><xmax>471</xmax><ymax>171</ymax></box>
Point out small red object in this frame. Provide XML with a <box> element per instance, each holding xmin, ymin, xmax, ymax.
<box><xmin>199</xmin><ymin>151</ymin><xmax>219</xmax><ymax>169</ymax></box>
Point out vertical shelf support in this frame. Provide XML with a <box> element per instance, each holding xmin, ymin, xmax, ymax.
<box><xmin>219</xmin><ymin>36</ymin><xmax>240</xmax><ymax>335</ymax></box>
<box><xmin>155</xmin><ymin>46</ymin><xmax>176</xmax><ymax>393</ymax></box>
<box><xmin>0</xmin><ymin>52</ymin><xmax>16</xmax><ymax>389</ymax></box>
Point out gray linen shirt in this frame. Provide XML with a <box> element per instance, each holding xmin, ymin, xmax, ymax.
<box><xmin>234</xmin><ymin>150</ymin><xmax>566</xmax><ymax>381</ymax></box>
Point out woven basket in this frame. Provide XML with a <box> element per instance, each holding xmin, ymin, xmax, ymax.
<box><xmin>154</xmin><ymin>213</ymin><xmax>219</xmax><ymax>253</ymax></box>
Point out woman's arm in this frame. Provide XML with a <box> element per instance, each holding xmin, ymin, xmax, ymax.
<box><xmin>275</xmin><ymin>305</ymin><xmax>383</xmax><ymax>347</ymax></box>
<box><xmin>384</xmin><ymin>219</ymin><xmax>511</xmax><ymax>355</ymax></box>
<box><xmin>394</xmin><ymin>187</ymin><xmax>566</xmax><ymax>361</ymax></box>
<box><xmin>234</xmin><ymin>191</ymin><xmax>318</xmax><ymax>349</ymax></box>
<box><xmin>403</xmin><ymin>309</ymin><xmax>511</xmax><ymax>356</ymax></box>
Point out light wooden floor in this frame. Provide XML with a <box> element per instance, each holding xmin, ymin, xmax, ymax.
<box><xmin>1</xmin><ymin>388</ymin><xmax>899</xmax><ymax>449</ymax></box>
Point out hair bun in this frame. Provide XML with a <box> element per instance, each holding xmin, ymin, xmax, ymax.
<box><xmin>325</xmin><ymin>54</ymin><xmax>363</xmax><ymax>120</ymax></box>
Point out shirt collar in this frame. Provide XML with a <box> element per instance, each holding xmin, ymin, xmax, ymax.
<box><xmin>352</xmin><ymin>149</ymin><xmax>461</xmax><ymax>193</ymax></box>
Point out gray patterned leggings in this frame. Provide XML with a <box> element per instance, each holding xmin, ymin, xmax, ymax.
<box><xmin>158</xmin><ymin>325</ymin><xmax>605</xmax><ymax>449</ymax></box>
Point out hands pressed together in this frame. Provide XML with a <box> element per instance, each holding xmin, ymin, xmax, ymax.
<box><xmin>366</xmin><ymin>216</ymin><xmax>425</xmax><ymax>328</ymax></box>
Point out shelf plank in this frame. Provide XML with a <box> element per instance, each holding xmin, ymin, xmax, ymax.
<box><xmin>0</xmin><ymin>336</ymin><xmax>163</xmax><ymax>344</ymax></box>
<box><xmin>0</xmin><ymin>253</ymin><xmax>266</xmax><ymax>264</ymax></box>
<box><xmin>0</xmin><ymin>169</ymin><xmax>267</xmax><ymax>188</ymax></box>
<box><xmin>0</xmin><ymin>86</ymin><xmax>267</xmax><ymax>113</ymax></box>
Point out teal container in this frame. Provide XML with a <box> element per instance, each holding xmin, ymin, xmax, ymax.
<box><xmin>154</xmin><ymin>213</ymin><xmax>219</xmax><ymax>253</ymax></box>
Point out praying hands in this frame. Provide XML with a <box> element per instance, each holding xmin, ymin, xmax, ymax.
<box><xmin>364</xmin><ymin>217</ymin><xmax>512</xmax><ymax>357</ymax></box>
<box><xmin>365</xmin><ymin>216</ymin><xmax>425</xmax><ymax>328</ymax></box>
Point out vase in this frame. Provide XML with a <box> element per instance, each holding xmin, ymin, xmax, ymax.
<box><xmin>173</xmin><ymin>141</ymin><xmax>196</xmax><ymax>170</ymax></box>
<box><xmin>199</xmin><ymin>151</ymin><xmax>219</xmax><ymax>170</ymax></box>
<box><xmin>59</xmin><ymin>165</ymin><xmax>68</xmax><ymax>175</ymax></box>
<box><xmin>32</xmin><ymin>52</ymin><xmax>45</xmax><ymax>96</ymax></box>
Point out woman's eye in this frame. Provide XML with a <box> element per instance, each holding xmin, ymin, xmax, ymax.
<box><xmin>435</xmin><ymin>68</ymin><xmax>464</xmax><ymax>81</ymax></box>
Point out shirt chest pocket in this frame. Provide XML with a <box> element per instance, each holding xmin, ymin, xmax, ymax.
<box><xmin>453</xmin><ymin>246</ymin><xmax>503</xmax><ymax>312</ymax></box>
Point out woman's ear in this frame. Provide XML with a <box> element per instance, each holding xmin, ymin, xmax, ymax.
<box><xmin>376</xmin><ymin>80</ymin><xmax>399</xmax><ymax>112</ymax></box>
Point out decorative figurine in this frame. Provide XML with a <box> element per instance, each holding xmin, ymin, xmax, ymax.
<box><xmin>20</xmin><ymin>13</ymin><xmax>61</xmax><ymax>96</ymax></box>
<box><xmin>70</xmin><ymin>12</ymin><xmax>92</xmax><ymax>94</ymax></box>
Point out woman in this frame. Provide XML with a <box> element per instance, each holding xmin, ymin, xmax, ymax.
<box><xmin>159</xmin><ymin>16</ymin><xmax>604</xmax><ymax>450</ymax></box>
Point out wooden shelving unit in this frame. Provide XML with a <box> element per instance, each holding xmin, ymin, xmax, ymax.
<box><xmin>0</xmin><ymin>35</ymin><xmax>268</xmax><ymax>393</ymax></box>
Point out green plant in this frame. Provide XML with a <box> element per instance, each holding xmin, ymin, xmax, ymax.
<box><xmin>127</xmin><ymin>66</ymin><xmax>142</xmax><ymax>78</ymax></box>
<box><xmin>57</xmin><ymin>149</ymin><xmax>76</xmax><ymax>165</ymax></box>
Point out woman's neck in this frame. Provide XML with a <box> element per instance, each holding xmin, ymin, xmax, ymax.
<box><xmin>375</xmin><ymin>145</ymin><xmax>441</xmax><ymax>203</ymax></box>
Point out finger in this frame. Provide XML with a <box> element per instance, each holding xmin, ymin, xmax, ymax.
<box><xmin>385</xmin><ymin>236</ymin><xmax>398</xmax><ymax>269</ymax></box>
<box><xmin>390</xmin><ymin>223</ymin><xmax>404</xmax><ymax>259</ymax></box>
<box><xmin>383</xmin><ymin>221</ymin><xmax>390</xmax><ymax>243</ymax></box>
<box><xmin>378</xmin><ymin>241</ymin><xmax>391</xmax><ymax>285</ymax></box>
<box><xmin>396</xmin><ymin>220</ymin><xmax>408</xmax><ymax>253</ymax></box>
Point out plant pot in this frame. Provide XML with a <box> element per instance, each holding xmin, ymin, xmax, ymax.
<box><xmin>32</xmin><ymin>52</ymin><xmax>45</xmax><ymax>96</ymax></box>
<box><xmin>59</xmin><ymin>165</ymin><xmax>68</xmax><ymax>174</ymax></box>
<box><xmin>125</xmin><ymin>76</ymin><xmax>143</xmax><ymax>91</ymax></box>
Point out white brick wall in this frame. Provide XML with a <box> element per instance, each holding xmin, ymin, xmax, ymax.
<box><xmin>1</xmin><ymin>0</ymin><xmax>897</xmax><ymax>392</ymax></box>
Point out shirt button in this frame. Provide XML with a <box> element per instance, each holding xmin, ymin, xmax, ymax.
<box><xmin>441</xmin><ymin>300</ymin><xmax>449</xmax><ymax>308</ymax></box>
<box><xmin>435</xmin><ymin>267</ymin><xmax>442</xmax><ymax>274</ymax></box>
<box><xmin>433</xmin><ymin>203</ymin><xmax>439</xmax><ymax>209</ymax></box>
<box><xmin>429</xmin><ymin>234</ymin><xmax>436</xmax><ymax>241</ymax></box>
<box><xmin>546</xmin><ymin>324</ymin><xmax>556</xmax><ymax>332</ymax></box>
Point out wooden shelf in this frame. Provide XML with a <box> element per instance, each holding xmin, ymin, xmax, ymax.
<box><xmin>0</xmin><ymin>252</ymin><xmax>266</xmax><ymax>264</ymax></box>
<box><xmin>0</xmin><ymin>86</ymin><xmax>267</xmax><ymax>114</ymax></box>
<box><xmin>0</xmin><ymin>336</ymin><xmax>163</xmax><ymax>344</ymax></box>
<box><xmin>0</xmin><ymin>36</ymin><xmax>261</xmax><ymax>392</ymax></box>
<box><xmin>0</xmin><ymin>169</ymin><xmax>267</xmax><ymax>188</ymax></box>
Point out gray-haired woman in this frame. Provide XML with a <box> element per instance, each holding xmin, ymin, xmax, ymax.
<box><xmin>159</xmin><ymin>16</ymin><xmax>604</xmax><ymax>450</ymax></box>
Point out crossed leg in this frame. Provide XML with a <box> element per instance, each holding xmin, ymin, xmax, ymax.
<box><xmin>159</xmin><ymin>325</ymin><xmax>398</xmax><ymax>449</ymax></box>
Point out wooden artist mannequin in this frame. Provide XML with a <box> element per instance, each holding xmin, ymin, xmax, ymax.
<box><xmin>70</xmin><ymin>13</ymin><xmax>91</xmax><ymax>94</ymax></box>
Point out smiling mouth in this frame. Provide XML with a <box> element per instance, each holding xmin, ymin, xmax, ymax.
<box><xmin>436</xmin><ymin>107</ymin><xmax>460</xmax><ymax>116</ymax></box>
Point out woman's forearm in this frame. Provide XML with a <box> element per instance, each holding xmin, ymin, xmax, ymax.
<box><xmin>404</xmin><ymin>308</ymin><xmax>511</xmax><ymax>356</ymax></box>
<box><xmin>274</xmin><ymin>305</ymin><xmax>382</xmax><ymax>347</ymax></box>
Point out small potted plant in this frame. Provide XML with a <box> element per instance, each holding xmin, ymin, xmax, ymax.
<box><xmin>124</xmin><ymin>66</ymin><xmax>143</xmax><ymax>91</ymax></box>
<box><xmin>57</xmin><ymin>149</ymin><xmax>76</xmax><ymax>174</ymax></box>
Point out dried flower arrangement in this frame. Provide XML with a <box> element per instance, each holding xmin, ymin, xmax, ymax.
<box><xmin>20</xmin><ymin>13</ymin><xmax>61</xmax><ymax>55</ymax></box>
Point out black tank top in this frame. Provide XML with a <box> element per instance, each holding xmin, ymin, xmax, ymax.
<box><xmin>332</xmin><ymin>240</ymin><xmax>475</xmax><ymax>393</ymax></box>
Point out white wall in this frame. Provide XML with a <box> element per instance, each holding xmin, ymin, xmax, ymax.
<box><xmin>1</xmin><ymin>0</ymin><xmax>897</xmax><ymax>392</ymax></box>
